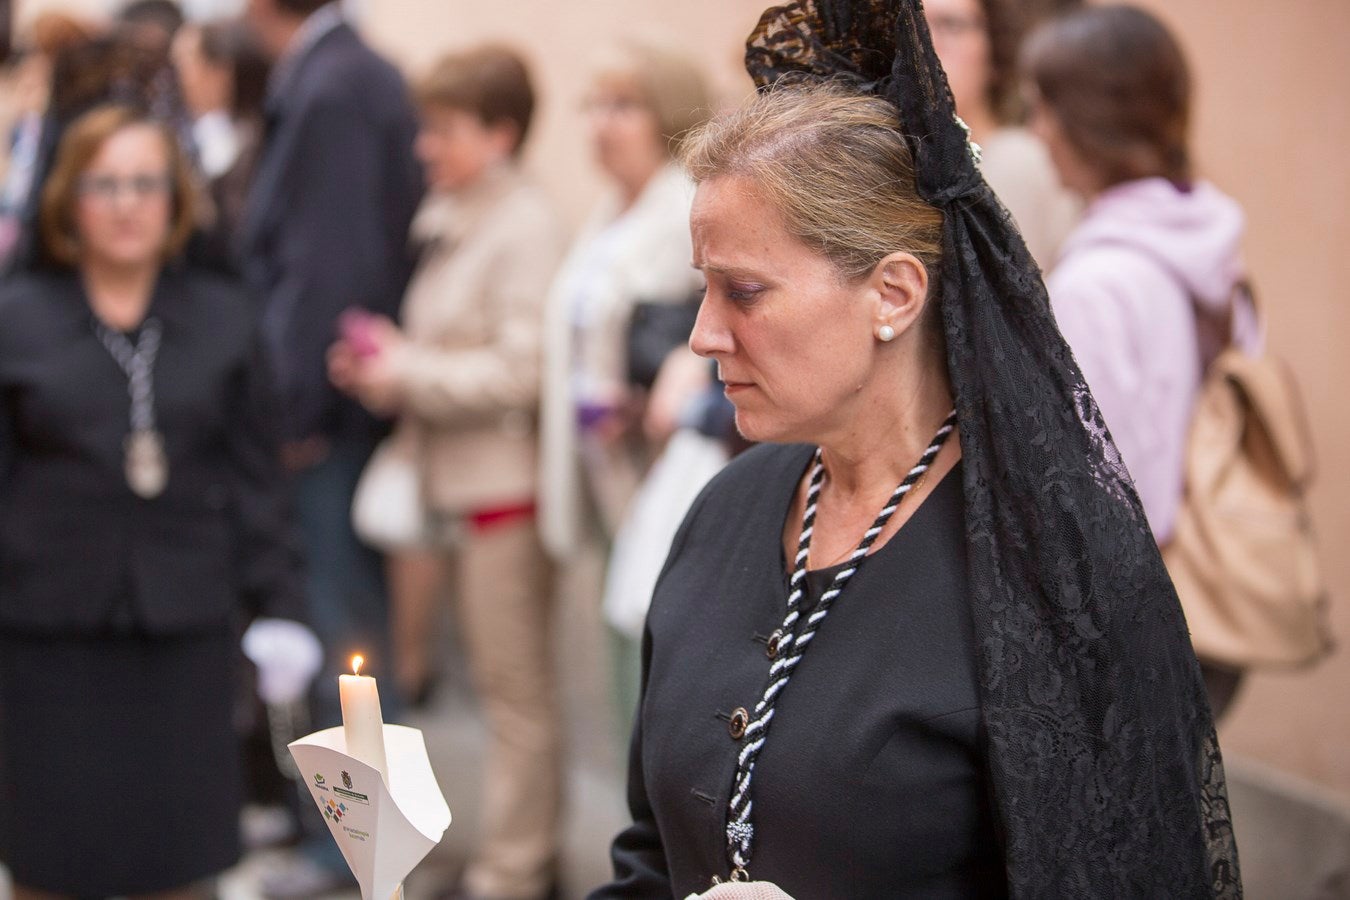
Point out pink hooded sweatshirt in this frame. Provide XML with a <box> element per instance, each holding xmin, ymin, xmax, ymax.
<box><xmin>1048</xmin><ymin>177</ymin><xmax>1259</xmax><ymax>544</ymax></box>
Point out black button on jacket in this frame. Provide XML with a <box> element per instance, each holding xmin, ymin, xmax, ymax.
<box><xmin>593</xmin><ymin>443</ymin><xmax>1007</xmax><ymax>899</ymax></box>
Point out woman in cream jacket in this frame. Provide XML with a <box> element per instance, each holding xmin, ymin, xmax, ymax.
<box><xmin>537</xmin><ymin>39</ymin><xmax>714</xmax><ymax>738</ymax></box>
<box><xmin>538</xmin><ymin>39</ymin><xmax>712</xmax><ymax>560</ymax></box>
<box><xmin>329</xmin><ymin>46</ymin><xmax>565</xmax><ymax>900</ymax></box>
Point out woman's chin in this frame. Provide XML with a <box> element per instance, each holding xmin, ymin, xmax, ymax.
<box><xmin>733</xmin><ymin>411</ymin><xmax>798</xmax><ymax>446</ymax></box>
<box><xmin>87</xmin><ymin>247</ymin><xmax>161</xmax><ymax>270</ymax></box>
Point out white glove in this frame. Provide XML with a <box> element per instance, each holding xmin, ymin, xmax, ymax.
<box><xmin>685</xmin><ymin>882</ymin><xmax>795</xmax><ymax>899</ymax></box>
<box><xmin>242</xmin><ymin>618</ymin><xmax>324</xmax><ymax>706</ymax></box>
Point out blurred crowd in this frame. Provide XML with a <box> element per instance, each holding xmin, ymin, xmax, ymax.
<box><xmin>0</xmin><ymin>0</ymin><xmax>1319</xmax><ymax>898</ymax></box>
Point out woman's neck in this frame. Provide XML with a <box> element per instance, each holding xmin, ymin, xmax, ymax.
<box><xmin>614</xmin><ymin>157</ymin><xmax>665</xmax><ymax>213</ymax></box>
<box><xmin>448</xmin><ymin>158</ymin><xmax>512</xmax><ymax>203</ymax></box>
<box><xmin>816</xmin><ymin>327</ymin><xmax>954</xmax><ymax>495</ymax></box>
<box><xmin>817</xmin><ymin>382</ymin><xmax>954</xmax><ymax>504</ymax></box>
<box><xmin>795</xmin><ymin>366</ymin><xmax>957</xmax><ymax>571</ymax></box>
<box><xmin>82</xmin><ymin>259</ymin><xmax>159</xmax><ymax>331</ymax></box>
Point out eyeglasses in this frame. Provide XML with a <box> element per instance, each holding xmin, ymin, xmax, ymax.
<box><xmin>927</xmin><ymin>13</ymin><xmax>987</xmax><ymax>41</ymax></box>
<box><xmin>77</xmin><ymin>173</ymin><xmax>172</xmax><ymax>203</ymax></box>
<box><xmin>581</xmin><ymin>94</ymin><xmax>649</xmax><ymax>117</ymax></box>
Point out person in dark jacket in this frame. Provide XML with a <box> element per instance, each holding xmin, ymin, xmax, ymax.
<box><xmin>0</xmin><ymin>103</ymin><xmax>308</xmax><ymax>899</ymax></box>
<box><xmin>240</xmin><ymin>0</ymin><xmax>422</xmax><ymax>445</ymax></box>
<box><xmin>173</xmin><ymin>17</ymin><xmax>272</xmax><ymax>270</ymax></box>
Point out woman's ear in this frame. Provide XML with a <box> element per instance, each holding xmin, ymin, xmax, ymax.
<box><xmin>870</xmin><ymin>252</ymin><xmax>929</xmax><ymax>341</ymax></box>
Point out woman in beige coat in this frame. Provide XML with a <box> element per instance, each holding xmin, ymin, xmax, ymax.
<box><xmin>538</xmin><ymin>40</ymin><xmax>713</xmax><ymax>559</ymax></box>
<box><xmin>536</xmin><ymin>39</ymin><xmax>714</xmax><ymax>733</ymax></box>
<box><xmin>329</xmin><ymin>45</ymin><xmax>565</xmax><ymax>900</ymax></box>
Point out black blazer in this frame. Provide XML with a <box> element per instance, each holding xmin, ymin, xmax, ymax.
<box><xmin>239</xmin><ymin>22</ymin><xmax>424</xmax><ymax>441</ymax></box>
<box><xmin>592</xmin><ymin>444</ymin><xmax>1005</xmax><ymax>899</ymax></box>
<box><xmin>0</xmin><ymin>266</ymin><xmax>304</xmax><ymax>635</ymax></box>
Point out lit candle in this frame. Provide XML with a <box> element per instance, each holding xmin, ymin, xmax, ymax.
<box><xmin>339</xmin><ymin>654</ymin><xmax>389</xmax><ymax>781</ymax></box>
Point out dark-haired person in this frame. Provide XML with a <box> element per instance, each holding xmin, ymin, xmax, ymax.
<box><xmin>0</xmin><ymin>12</ymin><xmax>98</xmax><ymax>269</ymax></box>
<box><xmin>1023</xmin><ymin>4</ymin><xmax>1259</xmax><ymax>716</ymax></box>
<box><xmin>925</xmin><ymin>0</ymin><xmax>1077</xmax><ymax>267</ymax></box>
<box><xmin>0</xmin><ymin>0</ymin><xmax>10</xmax><ymax>65</ymax></box>
<box><xmin>116</xmin><ymin>0</ymin><xmax>184</xmax><ymax>62</ymax></box>
<box><xmin>116</xmin><ymin>0</ymin><xmax>185</xmax><ymax>52</ymax></box>
<box><xmin>0</xmin><ymin>104</ymin><xmax>304</xmax><ymax>899</ymax></box>
<box><xmin>328</xmin><ymin>45</ymin><xmax>565</xmax><ymax>900</ymax></box>
<box><xmin>173</xmin><ymin>18</ymin><xmax>270</xmax><ymax>263</ymax></box>
<box><xmin>240</xmin><ymin>0</ymin><xmax>422</xmax><ymax>893</ymax></box>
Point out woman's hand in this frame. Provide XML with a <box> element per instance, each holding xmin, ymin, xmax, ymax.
<box><xmin>645</xmin><ymin>346</ymin><xmax>712</xmax><ymax>446</ymax></box>
<box><xmin>326</xmin><ymin>339</ymin><xmax>362</xmax><ymax>395</ymax></box>
<box><xmin>326</xmin><ymin>315</ymin><xmax>408</xmax><ymax>416</ymax></box>
<box><xmin>594</xmin><ymin>385</ymin><xmax>646</xmax><ymax>447</ymax></box>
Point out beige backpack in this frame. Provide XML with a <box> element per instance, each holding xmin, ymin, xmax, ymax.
<box><xmin>1164</xmin><ymin>284</ymin><xmax>1334</xmax><ymax>669</ymax></box>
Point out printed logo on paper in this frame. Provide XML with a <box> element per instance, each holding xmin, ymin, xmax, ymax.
<box><xmin>342</xmin><ymin>770</ymin><xmax>353</xmax><ymax>789</ymax></box>
<box><xmin>321</xmin><ymin>798</ymin><xmax>348</xmax><ymax>822</ymax></box>
<box><xmin>313</xmin><ymin>773</ymin><xmax>325</xmax><ymax>785</ymax></box>
<box><xmin>334</xmin><ymin>784</ymin><xmax>371</xmax><ymax>804</ymax></box>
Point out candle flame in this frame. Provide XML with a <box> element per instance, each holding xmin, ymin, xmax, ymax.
<box><xmin>351</xmin><ymin>654</ymin><xmax>364</xmax><ymax>676</ymax></box>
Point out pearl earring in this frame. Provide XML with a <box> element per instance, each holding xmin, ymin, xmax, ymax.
<box><xmin>877</xmin><ymin>324</ymin><xmax>896</xmax><ymax>342</ymax></box>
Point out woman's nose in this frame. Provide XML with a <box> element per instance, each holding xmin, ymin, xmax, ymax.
<box><xmin>689</xmin><ymin>295</ymin><xmax>732</xmax><ymax>358</ymax></box>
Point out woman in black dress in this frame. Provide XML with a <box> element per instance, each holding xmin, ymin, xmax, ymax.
<box><xmin>0</xmin><ymin>104</ymin><xmax>302</xmax><ymax>897</ymax></box>
<box><xmin>590</xmin><ymin>2</ymin><xmax>1241</xmax><ymax>898</ymax></box>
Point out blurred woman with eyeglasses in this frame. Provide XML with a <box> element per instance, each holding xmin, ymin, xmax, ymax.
<box><xmin>0</xmin><ymin>104</ymin><xmax>309</xmax><ymax>899</ymax></box>
<box><xmin>537</xmin><ymin>38</ymin><xmax>714</xmax><ymax>734</ymax></box>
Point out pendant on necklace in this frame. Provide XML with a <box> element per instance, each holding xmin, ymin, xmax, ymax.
<box><xmin>125</xmin><ymin>427</ymin><xmax>168</xmax><ymax>499</ymax></box>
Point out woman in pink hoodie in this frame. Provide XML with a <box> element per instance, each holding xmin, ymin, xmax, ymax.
<box><xmin>1022</xmin><ymin>4</ymin><xmax>1258</xmax><ymax>714</ymax></box>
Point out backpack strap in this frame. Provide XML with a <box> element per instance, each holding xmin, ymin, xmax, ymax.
<box><xmin>1211</xmin><ymin>347</ymin><xmax>1316</xmax><ymax>492</ymax></box>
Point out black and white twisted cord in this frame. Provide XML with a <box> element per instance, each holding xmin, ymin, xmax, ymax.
<box><xmin>724</xmin><ymin>409</ymin><xmax>957</xmax><ymax>876</ymax></box>
<box><xmin>93</xmin><ymin>316</ymin><xmax>162</xmax><ymax>433</ymax></box>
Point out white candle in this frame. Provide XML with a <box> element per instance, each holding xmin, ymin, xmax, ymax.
<box><xmin>339</xmin><ymin>654</ymin><xmax>389</xmax><ymax>781</ymax></box>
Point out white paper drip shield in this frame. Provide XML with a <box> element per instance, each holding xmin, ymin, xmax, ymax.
<box><xmin>290</xmin><ymin>724</ymin><xmax>452</xmax><ymax>900</ymax></box>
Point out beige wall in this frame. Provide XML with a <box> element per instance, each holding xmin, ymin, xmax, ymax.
<box><xmin>13</xmin><ymin>0</ymin><xmax>108</xmax><ymax>25</ymax></box>
<box><xmin>361</xmin><ymin>0</ymin><xmax>766</xmax><ymax>231</ymax></box>
<box><xmin>365</xmin><ymin>0</ymin><xmax>1350</xmax><ymax>798</ymax></box>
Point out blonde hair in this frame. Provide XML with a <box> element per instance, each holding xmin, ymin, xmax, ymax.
<box><xmin>594</xmin><ymin>38</ymin><xmax>713</xmax><ymax>156</ymax></box>
<box><xmin>680</xmin><ymin>80</ymin><xmax>943</xmax><ymax>283</ymax></box>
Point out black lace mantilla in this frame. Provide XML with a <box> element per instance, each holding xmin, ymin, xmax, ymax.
<box><xmin>745</xmin><ymin>2</ymin><xmax>1241</xmax><ymax>897</ymax></box>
